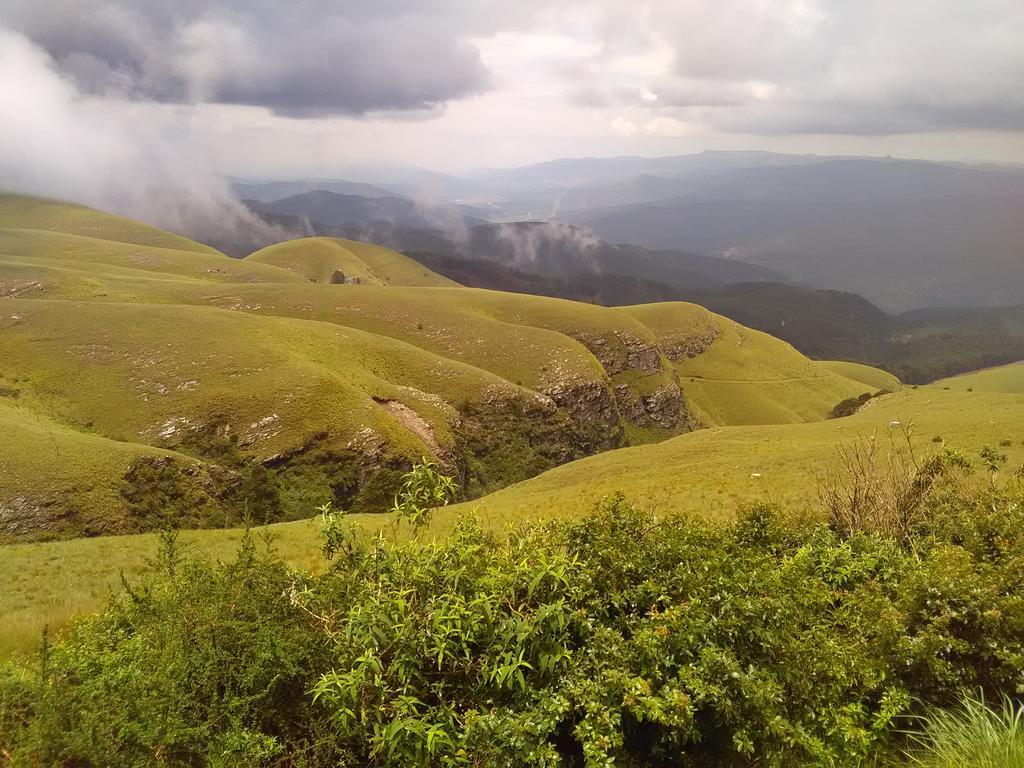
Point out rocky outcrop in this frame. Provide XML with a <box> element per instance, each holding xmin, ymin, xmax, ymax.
<box><xmin>613</xmin><ymin>379</ymin><xmax>698</xmax><ymax>431</ymax></box>
<box><xmin>0</xmin><ymin>494</ymin><xmax>65</xmax><ymax>540</ymax></box>
<box><xmin>575</xmin><ymin>331</ymin><xmax>662</xmax><ymax>376</ymax></box>
<box><xmin>660</xmin><ymin>326</ymin><xmax>721</xmax><ymax>361</ymax></box>
<box><xmin>539</xmin><ymin>379</ymin><xmax>623</xmax><ymax>451</ymax></box>
<box><xmin>569</xmin><ymin>330</ymin><xmax>700</xmax><ymax>434</ymax></box>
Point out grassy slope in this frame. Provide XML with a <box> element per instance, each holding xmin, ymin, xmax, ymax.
<box><xmin>0</xmin><ymin>401</ymin><xmax>194</xmax><ymax>540</ymax></box>
<box><xmin>249</xmin><ymin>236</ymin><xmax>459</xmax><ymax>286</ymax></box>
<box><xmin>8</xmin><ymin>260</ymin><xmax>872</xmax><ymax>428</ymax></box>
<box><xmin>0</xmin><ymin>194</ymin><xmax>220</xmax><ymax>254</ymax></box>
<box><xmin>455</xmin><ymin>388</ymin><xmax>1024</xmax><ymax>522</ymax></box>
<box><xmin>0</xmin><ymin>295</ymin><xmax>552</xmax><ymax>536</ymax></box>
<box><xmin>931</xmin><ymin>361</ymin><xmax>1024</xmax><ymax>393</ymax></box>
<box><xmin>622</xmin><ymin>303</ymin><xmax>870</xmax><ymax>424</ymax></box>
<box><xmin>0</xmin><ymin>228</ymin><xmax>305</xmax><ymax>285</ymax></box>
<box><xmin>0</xmin><ymin>297</ymin><xmax>514</xmax><ymax>453</ymax></box>
<box><xmin>0</xmin><ymin>196</ymin><xmax>881</xmax><ymax>544</ymax></box>
<box><xmin>817</xmin><ymin>360</ymin><xmax>903</xmax><ymax>392</ymax></box>
<box><xmin>0</xmin><ymin>194</ymin><xmax>909</xmax><ymax>650</ymax></box>
<box><xmin>3</xmin><ymin>387</ymin><xmax>1020</xmax><ymax>656</ymax></box>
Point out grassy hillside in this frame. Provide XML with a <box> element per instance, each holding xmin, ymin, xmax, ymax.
<box><xmin>0</xmin><ymin>193</ymin><xmax>876</xmax><ymax>543</ymax></box>
<box><xmin>0</xmin><ymin>401</ymin><xmax>208</xmax><ymax>540</ymax></box>
<box><xmin>4</xmin><ymin>238</ymin><xmax>870</xmax><ymax>432</ymax></box>
<box><xmin>0</xmin><ymin>193</ymin><xmax>220</xmax><ymax>254</ymax></box>
<box><xmin>457</xmin><ymin>388</ymin><xmax>1024</xmax><ymax>521</ymax></box>
<box><xmin>931</xmin><ymin>361</ymin><xmax>1024</xmax><ymax>392</ymax></box>
<box><xmin>0</xmin><ymin>295</ymin><xmax>587</xmax><ymax>538</ymax></box>
<box><xmin>621</xmin><ymin>302</ymin><xmax>870</xmax><ymax>424</ymax></box>
<box><xmin>2</xmin><ymin>386</ymin><xmax>1019</xmax><ymax>656</ymax></box>
<box><xmin>248</xmin><ymin>236</ymin><xmax>457</xmax><ymax>286</ymax></box>
<box><xmin>817</xmin><ymin>359</ymin><xmax>902</xmax><ymax>391</ymax></box>
<box><xmin>0</xmin><ymin>227</ymin><xmax>305</xmax><ymax>285</ymax></box>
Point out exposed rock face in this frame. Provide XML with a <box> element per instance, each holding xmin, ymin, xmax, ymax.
<box><xmin>0</xmin><ymin>280</ymin><xmax>44</xmax><ymax>298</ymax></box>
<box><xmin>0</xmin><ymin>495</ymin><xmax>61</xmax><ymax>540</ymax></box>
<box><xmin>660</xmin><ymin>326</ymin><xmax>721</xmax><ymax>361</ymax></box>
<box><xmin>539</xmin><ymin>379</ymin><xmax>623</xmax><ymax>451</ymax></box>
<box><xmin>570</xmin><ymin>330</ymin><xmax>699</xmax><ymax>434</ymax></box>
<box><xmin>373</xmin><ymin>397</ymin><xmax>444</xmax><ymax>458</ymax></box>
<box><xmin>330</xmin><ymin>269</ymin><xmax>362</xmax><ymax>285</ymax></box>
<box><xmin>575</xmin><ymin>331</ymin><xmax>662</xmax><ymax>376</ymax></box>
<box><xmin>613</xmin><ymin>379</ymin><xmax>697</xmax><ymax>431</ymax></box>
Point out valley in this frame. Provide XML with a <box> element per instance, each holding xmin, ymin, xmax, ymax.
<box><xmin>4</xmin><ymin>3</ymin><xmax>1024</xmax><ymax>761</ymax></box>
<box><xmin>1</xmin><ymin>193</ymin><xmax>1022</xmax><ymax>660</ymax></box>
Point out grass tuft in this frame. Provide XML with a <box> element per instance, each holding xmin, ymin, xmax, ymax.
<box><xmin>900</xmin><ymin>695</ymin><xmax>1024</xmax><ymax>768</ymax></box>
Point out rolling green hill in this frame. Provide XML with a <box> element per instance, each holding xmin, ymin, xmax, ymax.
<box><xmin>0</xmin><ymin>227</ymin><xmax>306</xmax><ymax>285</ymax></box>
<box><xmin>0</xmin><ymin>193</ymin><xmax>221</xmax><ymax>254</ymax></box>
<box><xmin>452</xmin><ymin>387</ymin><xmax>1023</xmax><ymax>522</ymax></box>
<box><xmin>0</xmin><ymin>193</ymin><xmax>880</xmax><ymax>546</ymax></box>
<box><xmin>817</xmin><ymin>360</ymin><xmax>902</xmax><ymax>392</ymax></box>
<box><xmin>931</xmin><ymin>361</ymin><xmax>1024</xmax><ymax>392</ymax></box>
<box><xmin>0</xmin><ymin>296</ymin><xmax>569</xmax><ymax>537</ymax></box>
<box><xmin>622</xmin><ymin>302</ymin><xmax>875</xmax><ymax>425</ymax></box>
<box><xmin>248</xmin><ymin>236</ymin><xmax>458</xmax><ymax>286</ymax></box>
<box><xmin>0</xmin><ymin>194</ymin><xmax>1015</xmax><ymax>660</ymax></box>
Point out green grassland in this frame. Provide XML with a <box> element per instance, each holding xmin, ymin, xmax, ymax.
<box><xmin>622</xmin><ymin>303</ymin><xmax>872</xmax><ymax>424</ymax></box>
<box><xmin>931</xmin><ymin>360</ymin><xmax>1024</xmax><ymax>392</ymax></box>
<box><xmin>8</xmin><ymin>266</ymin><xmax>873</xmax><ymax>427</ymax></box>
<box><xmin>0</xmin><ymin>194</ymin><xmax>895</xmax><ymax>546</ymax></box>
<box><xmin>453</xmin><ymin>387</ymin><xmax>1023</xmax><ymax>521</ymax></box>
<box><xmin>249</xmin><ymin>236</ymin><xmax>459</xmax><ymax>286</ymax></box>
<box><xmin>818</xmin><ymin>359</ymin><xmax>903</xmax><ymax>391</ymax></box>
<box><xmin>3</xmin><ymin>385</ymin><xmax>1021</xmax><ymax>657</ymax></box>
<box><xmin>0</xmin><ymin>193</ymin><xmax>220</xmax><ymax>254</ymax></box>
<box><xmin>0</xmin><ymin>401</ymin><xmax>201</xmax><ymax>539</ymax></box>
<box><xmin>0</xmin><ymin>295</ymin><xmax>577</xmax><ymax>537</ymax></box>
<box><xmin>0</xmin><ymin>227</ymin><xmax>305</xmax><ymax>285</ymax></box>
<box><xmin>0</xmin><ymin>193</ymin><xmax>921</xmax><ymax>650</ymax></box>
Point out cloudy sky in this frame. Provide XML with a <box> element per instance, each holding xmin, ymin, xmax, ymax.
<box><xmin>2</xmin><ymin>0</ymin><xmax>1024</xmax><ymax>177</ymax></box>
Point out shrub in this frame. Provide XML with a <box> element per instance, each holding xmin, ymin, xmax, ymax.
<box><xmin>0</xmin><ymin>529</ymin><xmax>334</xmax><ymax>765</ymax></box>
<box><xmin>3</xmin><ymin>465</ymin><xmax>1024</xmax><ymax>766</ymax></box>
<box><xmin>817</xmin><ymin>425</ymin><xmax>971</xmax><ymax>544</ymax></box>
<box><xmin>831</xmin><ymin>391</ymin><xmax>874</xmax><ymax>419</ymax></box>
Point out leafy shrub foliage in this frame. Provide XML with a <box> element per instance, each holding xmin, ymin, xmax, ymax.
<box><xmin>830</xmin><ymin>389</ymin><xmax>890</xmax><ymax>419</ymax></box>
<box><xmin>2</xmin><ymin>461</ymin><xmax>1023</xmax><ymax>766</ymax></box>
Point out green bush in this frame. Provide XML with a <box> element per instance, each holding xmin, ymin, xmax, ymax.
<box><xmin>0</xmin><ymin>530</ymin><xmax>333</xmax><ymax>766</ymax></box>
<box><xmin>3</xmin><ymin>467</ymin><xmax>1023</xmax><ymax>766</ymax></box>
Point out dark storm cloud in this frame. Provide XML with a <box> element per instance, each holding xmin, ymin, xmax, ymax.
<box><xmin>3</xmin><ymin>0</ymin><xmax>1024</xmax><ymax>139</ymax></box>
<box><xmin>0</xmin><ymin>0</ymin><xmax>493</xmax><ymax>115</ymax></box>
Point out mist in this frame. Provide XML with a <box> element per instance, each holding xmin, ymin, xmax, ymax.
<box><xmin>0</xmin><ymin>26</ymin><xmax>306</xmax><ymax>255</ymax></box>
<box><xmin>484</xmin><ymin>221</ymin><xmax>602</xmax><ymax>272</ymax></box>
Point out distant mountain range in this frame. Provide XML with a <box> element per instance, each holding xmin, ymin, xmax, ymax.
<box><xmin>245</xmin><ymin>189</ymin><xmax>490</xmax><ymax>231</ymax></box>
<box><xmin>233</xmin><ymin>158</ymin><xmax>1024</xmax><ymax>383</ymax></box>
<box><xmin>233</xmin><ymin>179</ymin><xmax>399</xmax><ymax>202</ymax></box>
<box><xmin>236</xmin><ymin>151</ymin><xmax>1024</xmax><ymax>311</ymax></box>
<box><xmin>242</xmin><ymin>202</ymin><xmax>789</xmax><ymax>294</ymax></box>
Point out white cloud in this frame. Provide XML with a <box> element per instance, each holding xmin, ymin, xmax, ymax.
<box><xmin>0</xmin><ymin>27</ymin><xmax>304</xmax><ymax>251</ymax></box>
<box><xmin>2</xmin><ymin>0</ymin><xmax>1024</xmax><ymax>178</ymax></box>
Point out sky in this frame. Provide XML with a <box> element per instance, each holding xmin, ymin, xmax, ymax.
<box><xmin>2</xmin><ymin>0</ymin><xmax>1024</xmax><ymax>181</ymax></box>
